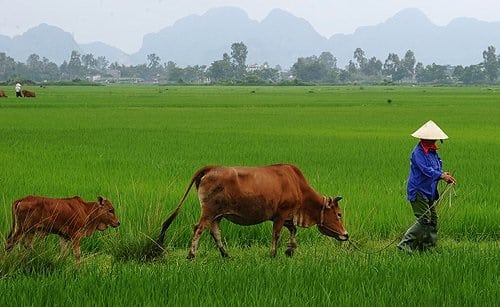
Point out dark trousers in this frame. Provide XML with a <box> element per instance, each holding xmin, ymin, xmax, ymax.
<box><xmin>398</xmin><ymin>193</ymin><xmax>438</xmax><ymax>252</ymax></box>
<box><xmin>16</xmin><ymin>91</ymin><xmax>22</xmax><ymax>97</ymax></box>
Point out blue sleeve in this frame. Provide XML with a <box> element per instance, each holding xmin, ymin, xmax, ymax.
<box><xmin>412</xmin><ymin>150</ymin><xmax>442</xmax><ymax>180</ymax></box>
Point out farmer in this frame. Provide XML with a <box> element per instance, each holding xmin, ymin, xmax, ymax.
<box><xmin>398</xmin><ymin>120</ymin><xmax>456</xmax><ymax>253</ymax></box>
<box><xmin>15</xmin><ymin>83</ymin><xmax>22</xmax><ymax>97</ymax></box>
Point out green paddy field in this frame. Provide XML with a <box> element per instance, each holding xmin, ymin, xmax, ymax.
<box><xmin>0</xmin><ymin>85</ymin><xmax>498</xmax><ymax>306</ymax></box>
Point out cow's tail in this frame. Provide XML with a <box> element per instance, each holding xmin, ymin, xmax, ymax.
<box><xmin>156</xmin><ymin>166</ymin><xmax>213</xmax><ymax>247</ymax></box>
<box><xmin>5</xmin><ymin>199</ymin><xmax>21</xmax><ymax>250</ymax></box>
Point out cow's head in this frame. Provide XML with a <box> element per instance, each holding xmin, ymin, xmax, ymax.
<box><xmin>95</xmin><ymin>196</ymin><xmax>120</xmax><ymax>231</ymax></box>
<box><xmin>317</xmin><ymin>196</ymin><xmax>349</xmax><ymax>241</ymax></box>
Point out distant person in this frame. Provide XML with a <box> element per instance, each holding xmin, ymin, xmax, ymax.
<box><xmin>15</xmin><ymin>83</ymin><xmax>22</xmax><ymax>97</ymax></box>
<box><xmin>398</xmin><ymin>120</ymin><xmax>456</xmax><ymax>253</ymax></box>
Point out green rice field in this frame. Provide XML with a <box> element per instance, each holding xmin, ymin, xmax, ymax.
<box><xmin>0</xmin><ymin>85</ymin><xmax>499</xmax><ymax>306</ymax></box>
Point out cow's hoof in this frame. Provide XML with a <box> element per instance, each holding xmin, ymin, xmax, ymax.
<box><xmin>285</xmin><ymin>248</ymin><xmax>295</xmax><ymax>257</ymax></box>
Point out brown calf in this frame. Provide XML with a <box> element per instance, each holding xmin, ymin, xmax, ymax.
<box><xmin>0</xmin><ymin>90</ymin><xmax>7</xmax><ymax>97</ymax></box>
<box><xmin>5</xmin><ymin>195</ymin><xmax>120</xmax><ymax>264</ymax></box>
<box><xmin>157</xmin><ymin>164</ymin><xmax>348</xmax><ymax>259</ymax></box>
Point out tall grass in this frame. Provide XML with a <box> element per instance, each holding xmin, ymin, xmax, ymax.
<box><xmin>0</xmin><ymin>85</ymin><xmax>498</xmax><ymax>305</ymax></box>
<box><xmin>0</xmin><ymin>242</ymin><xmax>498</xmax><ymax>306</ymax></box>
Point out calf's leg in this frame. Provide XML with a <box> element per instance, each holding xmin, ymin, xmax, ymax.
<box><xmin>21</xmin><ymin>232</ymin><xmax>36</xmax><ymax>249</ymax></box>
<box><xmin>71</xmin><ymin>237</ymin><xmax>82</xmax><ymax>265</ymax></box>
<box><xmin>59</xmin><ymin>238</ymin><xmax>71</xmax><ymax>257</ymax></box>
<box><xmin>6</xmin><ymin>229</ymin><xmax>37</xmax><ymax>251</ymax></box>
<box><xmin>5</xmin><ymin>230</ymin><xmax>23</xmax><ymax>251</ymax></box>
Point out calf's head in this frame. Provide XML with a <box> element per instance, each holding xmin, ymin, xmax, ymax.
<box><xmin>95</xmin><ymin>196</ymin><xmax>120</xmax><ymax>230</ymax></box>
<box><xmin>317</xmin><ymin>196</ymin><xmax>349</xmax><ymax>241</ymax></box>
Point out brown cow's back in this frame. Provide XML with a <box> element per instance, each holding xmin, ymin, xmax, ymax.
<box><xmin>14</xmin><ymin>196</ymin><xmax>87</xmax><ymax>235</ymax></box>
<box><xmin>198</xmin><ymin>164</ymin><xmax>311</xmax><ymax>225</ymax></box>
<box><xmin>200</xmin><ymin>164</ymin><xmax>314</xmax><ymax>199</ymax></box>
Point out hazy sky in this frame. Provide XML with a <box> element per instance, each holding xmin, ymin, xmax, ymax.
<box><xmin>1</xmin><ymin>0</ymin><xmax>499</xmax><ymax>53</ymax></box>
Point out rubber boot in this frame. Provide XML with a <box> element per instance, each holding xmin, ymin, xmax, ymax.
<box><xmin>419</xmin><ymin>223</ymin><xmax>438</xmax><ymax>251</ymax></box>
<box><xmin>397</xmin><ymin>220</ymin><xmax>427</xmax><ymax>253</ymax></box>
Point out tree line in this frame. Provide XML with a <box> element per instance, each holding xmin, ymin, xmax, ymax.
<box><xmin>0</xmin><ymin>43</ymin><xmax>499</xmax><ymax>85</ymax></box>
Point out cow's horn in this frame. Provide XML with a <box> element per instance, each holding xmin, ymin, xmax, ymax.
<box><xmin>333</xmin><ymin>196</ymin><xmax>343</xmax><ymax>202</ymax></box>
<box><xmin>97</xmin><ymin>196</ymin><xmax>104</xmax><ymax>205</ymax></box>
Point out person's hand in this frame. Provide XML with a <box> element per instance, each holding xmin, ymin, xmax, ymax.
<box><xmin>441</xmin><ymin>172</ymin><xmax>456</xmax><ymax>184</ymax></box>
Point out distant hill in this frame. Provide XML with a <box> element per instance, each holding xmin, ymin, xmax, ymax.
<box><xmin>1</xmin><ymin>8</ymin><xmax>500</xmax><ymax>68</ymax></box>
<box><xmin>0</xmin><ymin>23</ymin><xmax>128</xmax><ymax>65</ymax></box>
<box><xmin>80</xmin><ymin>41</ymin><xmax>130</xmax><ymax>65</ymax></box>
<box><xmin>327</xmin><ymin>8</ymin><xmax>500</xmax><ymax>66</ymax></box>
<box><xmin>1</xmin><ymin>23</ymin><xmax>79</xmax><ymax>64</ymax></box>
<box><xmin>132</xmin><ymin>7</ymin><xmax>329</xmax><ymax>67</ymax></box>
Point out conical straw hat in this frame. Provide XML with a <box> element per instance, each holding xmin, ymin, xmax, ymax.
<box><xmin>411</xmin><ymin>120</ymin><xmax>449</xmax><ymax>140</ymax></box>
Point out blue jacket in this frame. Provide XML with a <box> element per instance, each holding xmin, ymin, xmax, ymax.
<box><xmin>407</xmin><ymin>143</ymin><xmax>443</xmax><ymax>201</ymax></box>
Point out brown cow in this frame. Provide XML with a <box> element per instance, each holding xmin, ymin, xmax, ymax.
<box><xmin>156</xmin><ymin>164</ymin><xmax>348</xmax><ymax>259</ymax></box>
<box><xmin>21</xmin><ymin>89</ymin><xmax>35</xmax><ymax>97</ymax></box>
<box><xmin>5</xmin><ymin>195</ymin><xmax>120</xmax><ymax>264</ymax></box>
<box><xmin>0</xmin><ymin>90</ymin><xmax>7</xmax><ymax>97</ymax></box>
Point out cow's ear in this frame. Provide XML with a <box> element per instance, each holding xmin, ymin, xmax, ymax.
<box><xmin>326</xmin><ymin>197</ymin><xmax>333</xmax><ymax>209</ymax></box>
<box><xmin>97</xmin><ymin>196</ymin><xmax>104</xmax><ymax>205</ymax></box>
